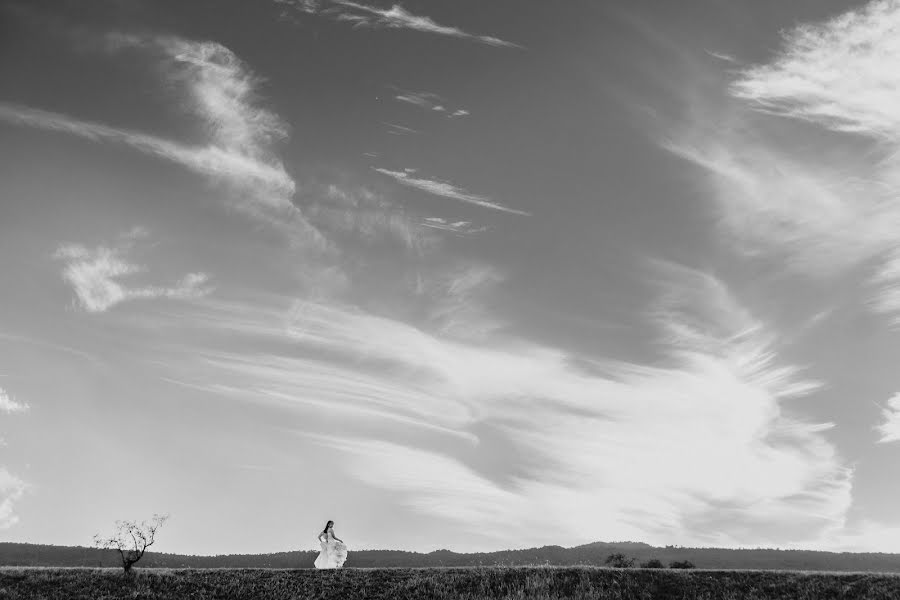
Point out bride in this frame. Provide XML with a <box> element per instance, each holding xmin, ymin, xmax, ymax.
<box><xmin>314</xmin><ymin>520</ymin><xmax>348</xmax><ymax>569</ymax></box>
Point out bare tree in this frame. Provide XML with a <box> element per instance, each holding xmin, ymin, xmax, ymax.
<box><xmin>93</xmin><ymin>513</ymin><xmax>169</xmax><ymax>574</ymax></box>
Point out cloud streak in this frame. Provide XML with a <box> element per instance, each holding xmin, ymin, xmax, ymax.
<box><xmin>0</xmin><ymin>102</ymin><xmax>295</xmax><ymax>208</ymax></box>
<box><xmin>1</xmin><ymin>36</ymin><xmax>295</xmax><ymax>208</ymax></box>
<box><xmin>54</xmin><ymin>231</ymin><xmax>212</xmax><ymax>313</ymax></box>
<box><xmin>0</xmin><ymin>468</ymin><xmax>26</xmax><ymax>530</ymax></box>
<box><xmin>731</xmin><ymin>0</ymin><xmax>900</xmax><ymax>138</ymax></box>
<box><xmin>661</xmin><ymin>0</ymin><xmax>900</xmax><ymax>327</ymax></box>
<box><xmin>393</xmin><ymin>89</ymin><xmax>469</xmax><ymax>118</ymax></box>
<box><xmin>660</xmin><ymin>103</ymin><xmax>900</xmax><ymax>270</ymax></box>
<box><xmin>129</xmin><ymin>261</ymin><xmax>850</xmax><ymax>549</ymax></box>
<box><xmin>0</xmin><ymin>36</ymin><xmax>335</xmax><ymax>253</ymax></box>
<box><xmin>394</xmin><ymin>90</ymin><xmax>444</xmax><ymax>110</ymax></box>
<box><xmin>0</xmin><ymin>387</ymin><xmax>28</xmax><ymax>529</ymax></box>
<box><xmin>333</xmin><ymin>2</ymin><xmax>521</xmax><ymax>48</ymax></box>
<box><xmin>876</xmin><ymin>393</ymin><xmax>900</xmax><ymax>443</ymax></box>
<box><xmin>374</xmin><ymin>168</ymin><xmax>531</xmax><ymax>216</ymax></box>
<box><xmin>302</xmin><ymin>182</ymin><xmax>440</xmax><ymax>252</ymax></box>
<box><xmin>421</xmin><ymin>217</ymin><xmax>487</xmax><ymax>235</ymax></box>
<box><xmin>423</xmin><ymin>263</ymin><xmax>505</xmax><ymax>339</ymax></box>
<box><xmin>653</xmin><ymin>0</ymin><xmax>900</xmax><ymax>484</ymax></box>
<box><xmin>275</xmin><ymin>1</ymin><xmax>522</xmax><ymax>48</ymax></box>
<box><xmin>0</xmin><ymin>387</ymin><xmax>28</xmax><ymax>414</ymax></box>
<box><xmin>382</xmin><ymin>122</ymin><xmax>418</xmax><ymax>136</ymax></box>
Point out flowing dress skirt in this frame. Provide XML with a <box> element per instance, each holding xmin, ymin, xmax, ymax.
<box><xmin>314</xmin><ymin>539</ymin><xmax>348</xmax><ymax>569</ymax></box>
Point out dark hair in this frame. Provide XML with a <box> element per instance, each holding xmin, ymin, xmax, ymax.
<box><xmin>322</xmin><ymin>520</ymin><xmax>334</xmax><ymax>534</ymax></box>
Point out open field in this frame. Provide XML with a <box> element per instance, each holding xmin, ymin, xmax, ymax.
<box><xmin>2</xmin><ymin>566</ymin><xmax>900</xmax><ymax>599</ymax></box>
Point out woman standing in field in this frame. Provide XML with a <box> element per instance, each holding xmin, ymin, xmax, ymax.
<box><xmin>314</xmin><ymin>520</ymin><xmax>348</xmax><ymax>569</ymax></box>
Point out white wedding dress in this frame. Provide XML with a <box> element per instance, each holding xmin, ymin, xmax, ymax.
<box><xmin>314</xmin><ymin>529</ymin><xmax>348</xmax><ymax>569</ymax></box>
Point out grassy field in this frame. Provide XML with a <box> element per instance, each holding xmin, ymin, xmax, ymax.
<box><xmin>2</xmin><ymin>566</ymin><xmax>900</xmax><ymax>599</ymax></box>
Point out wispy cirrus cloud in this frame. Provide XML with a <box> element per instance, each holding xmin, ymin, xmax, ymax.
<box><xmin>272</xmin><ymin>0</ymin><xmax>320</xmax><ymax>14</ymax></box>
<box><xmin>1</xmin><ymin>36</ymin><xmax>295</xmax><ymax>210</ymax></box>
<box><xmin>0</xmin><ymin>386</ymin><xmax>28</xmax><ymax>529</ymax></box>
<box><xmin>0</xmin><ymin>468</ymin><xmax>26</xmax><ymax>530</ymax></box>
<box><xmin>653</xmin><ymin>0</ymin><xmax>900</xmax><ymax>466</ymax></box>
<box><xmin>149</xmin><ymin>37</ymin><xmax>293</xmax><ymax>196</ymax></box>
<box><xmin>302</xmin><ymin>182</ymin><xmax>439</xmax><ymax>252</ymax></box>
<box><xmin>0</xmin><ymin>387</ymin><xmax>28</xmax><ymax>415</ymax></box>
<box><xmin>392</xmin><ymin>88</ymin><xmax>470</xmax><ymax>118</ymax></box>
<box><xmin>374</xmin><ymin>168</ymin><xmax>531</xmax><ymax>216</ymax></box>
<box><xmin>300</xmin><ymin>179</ymin><xmax>488</xmax><ymax>264</ymax></box>
<box><xmin>0</xmin><ymin>102</ymin><xmax>294</xmax><ymax>208</ymax></box>
<box><xmin>128</xmin><ymin>260</ymin><xmax>850</xmax><ymax>550</ymax></box>
<box><xmin>731</xmin><ymin>0</ymin><xmax>900</xmax><ymax>138</ymax></box>
<box><xmin>333</xmin><ymin>2</ymin><xmax>522</xmax><ymax>48</ymax></box>
<box><xmin>0</xmin><ymin>333</ymin><xmax>102</xmax><ymax>366</ymax></box>
<box><xmin>724</xmin><ymin>0</ymin><xmax>900</xmax><ymax>325</ymax></box>
<box><xmin>394</xmin><ymin>90</ymin><xmax>444</xmax><ymax>111</ymax></box>
<box><xmin>421</xmin><ymin>217</ymin><xmax>486</xmax><ymax>235</ymax></box>
<box><xmin>662</xmin><ymin>134</ymin><xmax>892</xmax><ymax>275</ymax></box>
<box><xmin>0</xmin><ymin>36</ymin><xmax>332</xmax><ymax>251</ymax></box>
<box><xmin>705</xmin><ymin>49</ymin><xmax>739</xmax><ymax>64</ymax></box>
<box><xmin>650</xmin><ymin>262</ymin><xmax>822</xmax><ymax>399</ymax></box>
<box><xmin>54</xmin><ymin>230</ymin><xmax>212</xmax><ymax>313</ymax></box>
<box><xmin>382</xmin><ymin>121</ymin><xmax>418</xmax><ymax>136</ymax></box>
<box><xmin>423</xmin><ymin>263</ymin><xmax>506</xmax><ymax>340</ymax></box>
<box><xmin>275</xmin><ymin>0</ymin><xmax>522</xmax><ymax>48</ymax></box>
<box><xmin>876</xmin><ymin>392</ymin><xmax>900</xmax><ymax>443</ymax></box>
<box><xmin>662</xmin><ymin>0</ymin><xmax>900</xmax><ymax>326</ymax></box>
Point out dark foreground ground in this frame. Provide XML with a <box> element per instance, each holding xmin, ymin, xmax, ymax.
<box><xmin>2</xmin><ymin>566</ymin><xmax>900</xmax><ymax>600</ymax></box>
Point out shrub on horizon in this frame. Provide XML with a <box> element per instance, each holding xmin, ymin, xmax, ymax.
<box><xmin>604</xmin><ymin>553</ymin><xmax>636</xmax><ymax>568</ymax></box>
<box><xmin>640</xmin><ymin>559</ymin><xmax>665</xmax><ymax>568</ymax></box>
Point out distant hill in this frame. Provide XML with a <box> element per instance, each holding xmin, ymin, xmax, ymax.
<box><xmin>2</xmin><ymin>541</ymin><xmax>900</xmax><ymax>571</ymax></box>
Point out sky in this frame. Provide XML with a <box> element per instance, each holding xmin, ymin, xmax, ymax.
<box><xmin>2</xmin><ymin>0</ymin><xmax>900</xmax><ymax>556</ymax></box>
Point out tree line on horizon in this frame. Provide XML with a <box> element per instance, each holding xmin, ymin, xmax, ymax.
<box><xmin>3</xmin><ymin>541</ymin><xmax>900</xmax><ymax>572</ymax></box>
